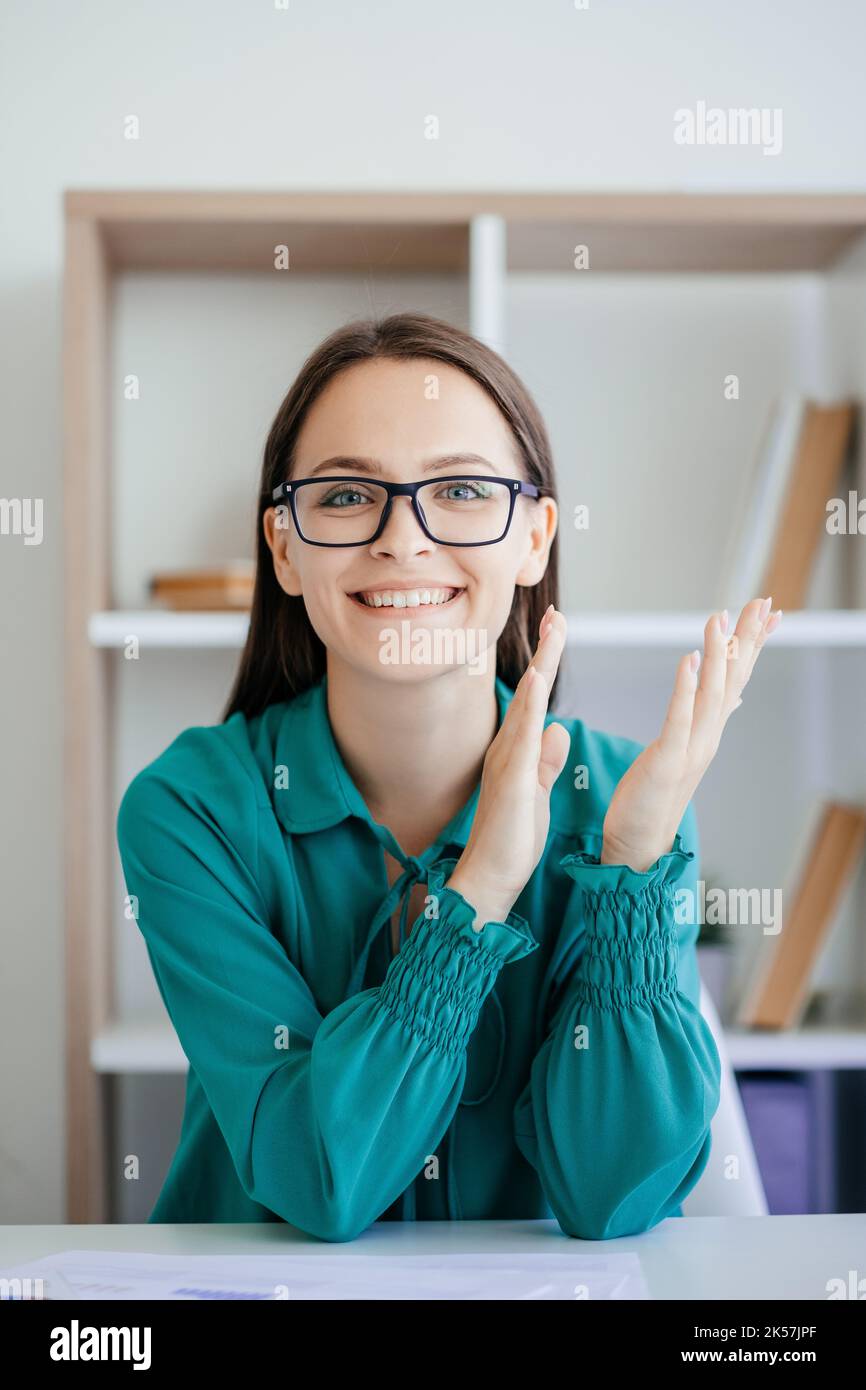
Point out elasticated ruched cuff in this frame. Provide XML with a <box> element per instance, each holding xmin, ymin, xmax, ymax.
<box><xmin>558</xmin><ymin>833</ymin><xmax>695</xmax><ymax>1013</ymax></box>
<box><xmin>560</xmin><ymin>831</ymin><xmax>695</xmax><ymax>902</ymax></box>
<box><xmin>377</xmin><ymin>856</ymin><xmax>538</xmax><ymax>1058</ymax></box>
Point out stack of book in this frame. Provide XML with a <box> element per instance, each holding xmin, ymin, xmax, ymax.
<box><xmin>148</xmin><ymin>562</ymin><xmax>255</xmax><ymax>610</ymax></box>
<box><xmin>735</xmin><ymin>800</ymin><xmax>866</xmax><ymax>1030</ymax></box>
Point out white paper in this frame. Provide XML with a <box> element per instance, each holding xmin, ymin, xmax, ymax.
<box><xmin>0</xmin><ymin>1248</ymin><xmax>647</xmax><ymax>1300</ymax></box>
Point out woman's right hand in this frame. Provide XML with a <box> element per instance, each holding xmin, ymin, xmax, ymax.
<box><xmin>446</xmin><ymin>605</ymin><xmax>572</xmax><ymax>929</ymax></box>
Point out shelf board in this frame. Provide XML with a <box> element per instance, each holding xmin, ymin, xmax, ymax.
<box><xmin>89</xmin><ymin>610</ymin><xmax>250</xmax><ymax>648</ymax></box>
<box><xmin>65</xmin><ymin>190</ymin><xmax>866</xmax><ymax>273</ymax></box>
<box><xmin>89</xmin><ymin>608</ymin><xmax>866</xmax><ymax>650</ymax></box>
<box><xmin>91</xmin><ymin>1016</ymin><xmax>866</xmax><ymax>1074</ymax></box>
<box><xmin>562</xmin><ymin>610</ymin><xmax>866</xmax><ymax>647</ymax></box>
<box><xmin>103</xmin><ymin>219</ymin><xmax>470</xmax><ymax>274</ymax></box>
<box><xmin>724</xmin><ymin>1026</ymin><xmax>866</xmax><ymax>1070</ymax></box>
<box><xmin>91</xmin><ymin>1019</ymin><xmax>188</xmax><ymax>1074</ymax></box>
<box><xmin>508</xmin><ymin>220</ymin><xmax>864</xmax><ymax>273</ymax></box>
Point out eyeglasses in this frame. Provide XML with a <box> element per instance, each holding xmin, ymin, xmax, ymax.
<box><xmin>270</xmin><ymin>475</ymin><xmax>541</xmax><ymax>547</ymax></box>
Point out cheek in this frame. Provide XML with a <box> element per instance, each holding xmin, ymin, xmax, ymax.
<box><xmin>292</xmin><ymin>559</ymin><xmax>346</xmax><ymax>629</ymax></box>
<box><xmin>463</xmin><ymin>560</ymin><xmax>522</xmax><ymax>638</ymax></box>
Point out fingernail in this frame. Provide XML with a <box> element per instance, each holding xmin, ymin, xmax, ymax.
<box><xmin>759</xmin><ymin>596</ymin><xmax>771</xmax><ymax>622</ymax></box>
<box><xmin>719</xmin><ymin>609</ymin><xmax>728</xmax><ymax>633</ymax></box>
<box><xmin>689</xmin><ymin>649</ymin><xmax>701</xmax><ymax>673</ymax></box>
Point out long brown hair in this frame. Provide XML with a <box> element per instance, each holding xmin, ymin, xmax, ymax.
<box><xmin>222</xmin><ymin>312</ymin><xmax>561</xmax><ymax>720</ymax></box>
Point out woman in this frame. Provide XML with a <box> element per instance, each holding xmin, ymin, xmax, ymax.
<box><xmin>117</xmin><ymin>312</ymin><xmax>781</xmax><ymax>1241</ymax></box>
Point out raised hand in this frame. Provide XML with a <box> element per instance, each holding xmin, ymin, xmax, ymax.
<box><xmin>600</xmin><ymin>597</ymin><xmax>783</xmax><ymax>873</ymax></box>
<box><xmin>447</xmin><ymin>604</ymin><xmax>572</xmax><ymax>929</ymax></box>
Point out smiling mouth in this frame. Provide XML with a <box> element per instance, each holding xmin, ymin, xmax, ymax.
<box><xmin>349</xmin><ymin>587</ymin><xmax>466</xmax><ymax>612</ymax></box>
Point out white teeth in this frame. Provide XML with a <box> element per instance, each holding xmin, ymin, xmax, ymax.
<box><xmin>357</xmin><ymin>587</ymin><xmax>459</xmax><ymax>608</ymax></box>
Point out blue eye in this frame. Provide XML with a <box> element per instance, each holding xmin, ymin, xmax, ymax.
<box><xmin>319</xmin><ymin>487</ymin><xmax>371</xmax><ymax>508</ymax></box>
<box><xmin>438</xmin><ymin>481</ymin><xmax>493</xmax><ymax>502</ymax></box>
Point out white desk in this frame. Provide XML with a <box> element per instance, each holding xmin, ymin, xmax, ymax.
<box><xmin>1</xmin><ymin>1214</ymin><xmax>862</xmax><ymax>1299</ymax></box>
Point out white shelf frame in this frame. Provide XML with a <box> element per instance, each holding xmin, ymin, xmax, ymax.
<box><xmin>89</xmin><ymin>608</ymin><xmax>866</xmax><ymax>650</ymax></box>
<box><xmin>90</xmin><ymin>1017</ymin><xmax>866</xmax><ymax>1076</ymax></box>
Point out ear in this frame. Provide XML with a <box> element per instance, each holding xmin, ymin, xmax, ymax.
<box><xmin>263</xmin><ymin>505</ymin><xmax>304</xmax><ymax>598</ymax></box>
<box><xmin>515</xmin><ymin>495</ymin><xmax>558</xmax><ymax>587</ymax></box>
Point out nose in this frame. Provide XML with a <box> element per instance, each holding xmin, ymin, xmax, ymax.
<box><xmin>370</xmin><ymin>495</ymin><xmax>434</xmax><ymax>559</ymax></box>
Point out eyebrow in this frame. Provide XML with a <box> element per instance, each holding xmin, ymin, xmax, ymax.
<box><xmin>301</xmin><ymin>453</ymin><xmax>506</xmax><ymax>479</ymax></box>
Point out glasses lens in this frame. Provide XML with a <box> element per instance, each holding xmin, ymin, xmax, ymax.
<box><xmin>294</xmin><ymin>479</ymin><xmax>390</xmax><ymax>544</ymax></box>
<box><xmin>293</xmin><ymin>477</ymin><xmax>513</xmax><ymax>544</ymax></box>
<box><xmin>417</xmin><ymin>478</ymin><xmax>512</xmax><ymax>543</ymax></box>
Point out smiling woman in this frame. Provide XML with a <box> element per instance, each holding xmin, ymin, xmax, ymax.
<box><xmin>114</xmin><ymin>311</ymin><xmax>753</xmax><ymax>1241</ymax></box>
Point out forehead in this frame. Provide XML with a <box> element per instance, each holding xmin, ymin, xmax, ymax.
<box><xmin>294</xmin><ymin>357</ymin><xmax>521</xmax><ymax>474</ymax></box>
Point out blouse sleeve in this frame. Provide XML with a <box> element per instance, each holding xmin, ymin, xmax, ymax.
<box><xmin>512</xmin><ymin>800</ymin><xmax>722</xmax><ymax>1239</ymax></box>
<box><xmin>117</xmin><ymin>767</ymin><xmax>538</xmax><ymax>1242</ymax></box>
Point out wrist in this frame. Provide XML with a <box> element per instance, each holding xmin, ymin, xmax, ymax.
<box><xmin>600</xmin><ymin>835</ymin><xmax>673</xmax><ymax>874</ymax></box>
<box><xmin>444</xmin><ymin>870</ymin><xmax>516</xmax><ymax>932</ymax></box>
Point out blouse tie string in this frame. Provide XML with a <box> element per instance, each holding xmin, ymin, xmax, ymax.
<box><xmin>346</xmin><ymin>831</ymin><xmax>470</xmax><ymax>1223</ymax></box>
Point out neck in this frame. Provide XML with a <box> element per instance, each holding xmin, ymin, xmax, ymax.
<box><xmin>325</xmin><ymin>654</ymin><xmax>499</xmax><ymax>855</ymax></box>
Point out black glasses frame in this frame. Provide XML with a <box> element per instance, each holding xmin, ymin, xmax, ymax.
<box><xmin>270</xmin><ymin>474</ymin><xmax>541</xmax><ymax>547</ymax></box>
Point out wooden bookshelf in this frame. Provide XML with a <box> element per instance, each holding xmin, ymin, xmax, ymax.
<box><xmin>64</xmin><ymin>190</ymin><xmax>866</xmax><ymax>1222</ymax></box>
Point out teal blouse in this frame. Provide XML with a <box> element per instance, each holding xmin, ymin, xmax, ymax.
<box><xmin>116</xmin><ymin>673</ymin><xmax>721</xmax><ymax>1242</ymax></box>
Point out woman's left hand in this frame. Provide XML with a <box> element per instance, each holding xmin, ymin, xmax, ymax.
<box><xmin>601</xmin><ymin>597</ymin><xmax>783</xmax><ymax>873</ymax></box>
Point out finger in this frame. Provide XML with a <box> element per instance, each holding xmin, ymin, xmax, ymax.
<box><xmin>495</xmin><ymin>605</ymin><xmax>563</xmax><ymax>761</ymax></box>
<box><xmin>538</xmin><ymin>719</ymin><xmax>571</xmax><ymax>794</ymax></box>
<box><xmin>738</xmin><ymin>601</ymin><xmax>781</xmax><ymax>690</ymax></box>
<box><xmin>508</xmin><ymin>663</ymin><xmax>550</xmax><ymax>778</ymax></box>
<box><xmin>529</xmin><ymin>607</ymin><xmax>567</xmax><ymax>694</ymax></box>
<box><xmin>690</xmin><ymin>610</ymin><xmax>729</xmax><ymax>752</ymax></box>
<box><xmin>658</xmin><ymin>649</ymin><xmax>700</xmax><ymax>759</ymax></box>
<box><xmin>722</xmin><ymin>606</ymin><xmax>783</xmax><ymax>723</ymax></box>
<box><xmin>722</xmin><ymin>596</ymin><xmax>769</xmax><ymax>712</ymax></box>
<box><xmin>486</xmin><ymin>651</ymin><xmax>539</xmax><ymax>769</ymax></box>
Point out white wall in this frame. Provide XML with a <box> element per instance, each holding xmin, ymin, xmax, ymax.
<box><xmin>3</xmin><ymin>0</ymin><xmax>866</xmax><ymax>1221</ymax></box>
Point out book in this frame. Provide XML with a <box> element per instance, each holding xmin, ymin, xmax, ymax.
<box><xmin>761</xmin><ymin>401</ymin><xmax>857</xmax><ymax>609</ymax></box>
<box><xmin>148</xmin><ymin>561</ymin><xmax>254</xmax><ymax>610</ymax></box>
<box><xmin>718</xmin><ymin>397</ymin><xmax>856</xmax><ymax>612</ymax></box>
<box><xmin>736</xmin><ymin>799</ymin><xmax>866</xmax><ymax>1030</ymax></box>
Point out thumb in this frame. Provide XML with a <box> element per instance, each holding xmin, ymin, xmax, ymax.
<box><xmin>538</xmin><ymin>721</ymin><xmax>571</xmax><ymax>795</ymax></box>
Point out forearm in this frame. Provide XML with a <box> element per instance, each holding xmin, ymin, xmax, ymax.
<box><xmin>515</xmin><ymin>830</ymin><xmax>721</xmax><ymax>1239</ymax></box>
<box><xmin>253</xmin><ymin>864</ymin><xmax>536</xmax><ymax>1241</ymax></box>
<box><xmin>516</xmin><ymin>940</ymin><xmax>720</xmax><ymax>1239</ymax></box>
